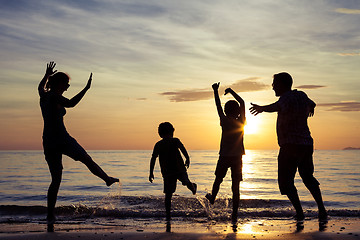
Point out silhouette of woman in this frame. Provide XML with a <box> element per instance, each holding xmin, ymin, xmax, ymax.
<box><xmin>38</xmin><ymin>62</ymin><xmax>118</xmax><ymax>227</ymax></box>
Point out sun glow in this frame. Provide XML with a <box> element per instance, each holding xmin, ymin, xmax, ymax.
<box><xmin>244</xmin><ymin>112</ymin><xmax>260</xmax><ymax>135</ymax></box>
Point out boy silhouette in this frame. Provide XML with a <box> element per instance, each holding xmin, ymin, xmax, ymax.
<box><xmin>249</xmin><ymin>72</ymin><xmax>327</xmax><ymax>222</ymax></box>
<box><xmin>206</xmin><ymin>83</ymin><xmax>246</xmax><ymax>222</ymax></box>
<box><xmin>149</xmin><ymin>122</ymin><xmax>197</xmax><ymax>220</ymax></box>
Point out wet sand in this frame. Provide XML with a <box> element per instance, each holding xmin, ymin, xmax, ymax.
<box><xmin>1</xmin><ymin>217</ymin><xmax>359</xmax><ymax>240</ymax></box>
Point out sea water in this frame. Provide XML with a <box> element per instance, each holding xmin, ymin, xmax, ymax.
<box><xmin>0</xmin><ymin>150</ymin><xmax>359</xmax><ymax>223</ymax></box>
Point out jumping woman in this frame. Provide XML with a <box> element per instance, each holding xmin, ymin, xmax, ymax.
<box><xmin>38</xmin><ymin>62</ymin><xmax>118</xmax><ymax>229</ymax></box>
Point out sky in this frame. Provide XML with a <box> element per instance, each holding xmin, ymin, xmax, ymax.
<box><xmin>0</xmin><ymin>0</ymin><xmax>359</xmax><ymax>150</ymax></box>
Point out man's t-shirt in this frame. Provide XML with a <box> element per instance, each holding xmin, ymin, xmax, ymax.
<box><xmin>275</xmin><ymin>89</ymin><xmax>314</xmax><ymax>146</ymax></box>
<box><xmin>151</xmin><ymin>138</ymin><xmax>187</xmax><ymax>177</ymax></box>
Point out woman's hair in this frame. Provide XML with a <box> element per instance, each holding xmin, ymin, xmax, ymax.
<box><xmin>45</xmin><ymin>72</ymin><xmax>70</xmax><ymax>91</ymax></box>
<box><xmin>158</xmin><ymin>122</ymin><xmax>175</xmax><ymax>138</ymax></box>
<box><xmin>224</xmin><ymin>100</ymin><xmax>240</xmax><ymax>118</ymax></box>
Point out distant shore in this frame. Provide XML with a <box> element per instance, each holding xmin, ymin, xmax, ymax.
<box><xmin>343</xmin><ymin>147</ymin><xmax>360</xmax><ymax>150</ymax></box>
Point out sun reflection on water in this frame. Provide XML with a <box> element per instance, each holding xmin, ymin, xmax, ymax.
<box><xmin>241</xmin><ymin>150</ymin><xmax>258</xmax><ymax>199</ymax></box>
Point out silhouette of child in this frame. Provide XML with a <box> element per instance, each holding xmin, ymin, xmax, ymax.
<box><xmin>149</xmin><ymin>122</ymin><xmax>197</xmax><ymax>220</ymax></box>
<box><xmin>206</xmin><ymin>82</ymin><xmax>246</xmax><ymax>222</ymax></box>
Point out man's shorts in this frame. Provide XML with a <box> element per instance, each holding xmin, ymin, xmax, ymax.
<box><xmin>43</xmin><ymin>136</ymin><xmax>89</xmax><ymax>172</ymax></box>
<box><xmin>278</xmin><ymin>144</ymin><xmax>320</xmax><ymax>195</ymax></box>
<box><xmin>215</xmin><ymin>155</ymin><xmax>243</xmax><ymax>181</ymax></box>
<box><xmin>163</xmin><ymin>172</ymin><xmax>191</xmax><ymax>194</ymax></box>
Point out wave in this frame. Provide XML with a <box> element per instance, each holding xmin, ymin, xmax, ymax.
<box><xmin>0</xmin><ymin>196</ymin><xmax>359</xmax><ymax>223</ymax></box>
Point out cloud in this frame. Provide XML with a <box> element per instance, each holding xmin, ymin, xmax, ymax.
<box><xmin>318</xmin><ymin>101</ymin><xmax>360</xmax><ymax>112</ymax></box>
<box><xmin>338</xmin><ymin>52</ymin><xmax>360</xmax><ymax>56</ymax></box>
<box><xmin>295</xmin><ymin>85</ymin><xmax>326</xmax><ymax>89</ymax></box>
<box><xmin>160</xmin><ymin>89</ymin><xmax>212</xmax><ymax>102</ymax></box>
<box><xmin>335</xmin><ymin>8</ymin><xmax>360</xmax><ymax>14</ymax></box>
<box><xmin>160</xmin><ymin>77</ymin><xmax>268</xmax><ymax>102</ymax></box>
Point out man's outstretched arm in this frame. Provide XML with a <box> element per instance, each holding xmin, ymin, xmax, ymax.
<box><xmin>249</xmin><ymin>102</ymin><xmax>278</xmax><ymax>115</ymax></box>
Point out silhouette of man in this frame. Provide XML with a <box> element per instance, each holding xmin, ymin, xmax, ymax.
<box><xmin>250</xmin><ymin>72</ymin><xmax>327</xmax><ymax>221</ymax></box>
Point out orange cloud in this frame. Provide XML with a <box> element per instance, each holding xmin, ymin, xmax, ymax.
<box><xmin>335</xmin><ymin>8</ymin><xmax>360</xmax><ymax>14</ymax></box>
<box><xmin>295</xmin><ymin>85</ymin><xmax>326</xmax><ymax>89</ymax></box>
<box><xmin>338</xmin><ymin>52</ymin><xmax>360</xmax><ymax>56</ymax></box>
<box><xmin>318</xmin><ymin>101</ymin><xmax>360</xmax><ymax>111</ymax></box>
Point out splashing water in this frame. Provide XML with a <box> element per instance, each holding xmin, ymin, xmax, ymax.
<box><xmin>194</xmin><ymin>188</ymin><xmax>214</xmax><ymax>218</ymax></box>
<box><xmin>92</xmin><ymin>179</ymin><xmax>122</xmax><ymax>215</ymax></box>
<box><xmin>196</xmin><ymin>195</ymin><xmax>213</xmax><ymax>219</ymax></box>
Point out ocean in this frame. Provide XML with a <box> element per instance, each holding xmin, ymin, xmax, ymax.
<box><xmin>0</xmin><ymin>150</ymin><xmax>359</xmax><ymax>224</ymax></box>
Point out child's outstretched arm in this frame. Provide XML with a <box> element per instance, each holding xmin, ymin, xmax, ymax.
<box><xmin>178</xmin><ymin>140</ymin><xmax>190</xmax><ymax>168</ymax></box>
<box><xmin>212</xmin><ymin>82</ymin><xmax>225</xmax><ymax>118</ymax></box>
<box><xmin>225</xmin><ymin>88</ymin><xmax>245</xmax><ymax>123</ymax></box>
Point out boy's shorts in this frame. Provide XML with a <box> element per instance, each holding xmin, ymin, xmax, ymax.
<box><xmin>43</xmin><ymin>136</ymin><xmax>89</xmax><ymax>172</ymax></box>
<box><xmin>163</xmin><ymin>172</ymin><xmax>191</xmax><ymax>194</ymax></box>
<box><xmin>215</xmin><ymin>155</ymin><xmax>243</xmax><ymax>181</ymax></box>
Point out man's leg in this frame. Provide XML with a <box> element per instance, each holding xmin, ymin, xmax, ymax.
<box><xmin>278</xmin><ymin>146</ymin><xmax>304</xmax><ymax>220</ymax></box>
<box><xmin>286</xmin><ymin>191</ymin><xmax>305</xmax><ymax>220</ymax></box>
<box><xmin>298</xmin><ymin>145</ymin><xmax>326</xmax><ymax>219</ymax></box>
<box><xmin>306</xmin><ymin>184</ymin><xmax>327</xmax><ymax>218</ymax></box>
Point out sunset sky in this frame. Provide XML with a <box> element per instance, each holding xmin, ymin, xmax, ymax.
<box><xmin>0</xmin><ymin>0</ymin><xmax>359</xmax><ymax>150</ymax></box>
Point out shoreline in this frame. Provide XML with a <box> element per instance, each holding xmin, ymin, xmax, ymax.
<box><xmin>1</xmin><ymin>217</ymin><xmax>359</xmax><ymax>240</ymax></box>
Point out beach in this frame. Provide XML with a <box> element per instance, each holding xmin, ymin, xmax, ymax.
<box><xmin>1</xmin><ymin>150</ymin><xmax>359</xmax><ymax>239</ymax></box>
<box><xmin>1</xmin><ymin>217</ymin><xmax>360</xmax><ymax>240</ymax></box>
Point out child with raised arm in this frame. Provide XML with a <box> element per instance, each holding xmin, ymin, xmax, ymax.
<box><xmin>206</xmin><ymin>82</ymin><xmax>246</xmax><ymax>222</ymax></box>
<box><xmin>149</xmin><ymin>122</ymin><xmax>197</xmax><ymax>221</ymax></box>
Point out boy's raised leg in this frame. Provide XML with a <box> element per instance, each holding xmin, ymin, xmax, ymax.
<box><xmin>187</xmin><ymin>182</ymin><xmax>197</xmax><ymax>195</ymax></box>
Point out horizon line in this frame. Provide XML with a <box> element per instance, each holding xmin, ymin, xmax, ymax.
<box><xmin>0</xmin><ymin>148</ymin><xmax>357</xmax><ymax>151</ymax></box>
